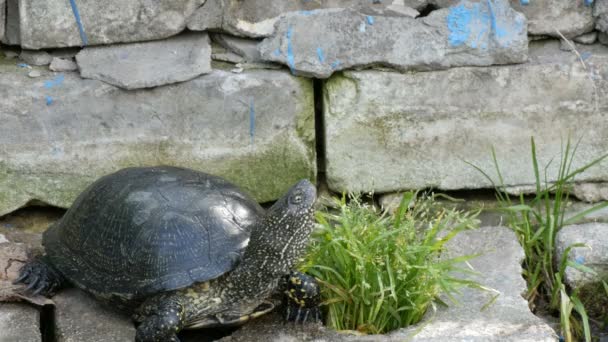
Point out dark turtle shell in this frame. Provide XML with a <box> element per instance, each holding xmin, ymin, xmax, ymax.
<box><xmin>43</xmin><ymin>166</ymin><xmax>264</xmax><ymax>305</ymax></box>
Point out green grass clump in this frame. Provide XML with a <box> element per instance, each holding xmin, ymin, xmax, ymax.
<box><xmin>469</xmin><ymin>137</ymin><xmax>608</xmax><ymax>342</ymax></box>
<box><xmin>300</xmin><ymin>193</ymin><xmax>480</xmax><ymax>334</ymax></box>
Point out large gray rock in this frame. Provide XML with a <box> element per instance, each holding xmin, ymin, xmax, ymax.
<box><xmin>258</xmin><ymin>1</ymin><xmax>528</xmax><ymax>78</ymax></box>
<box><xmin>187</xmin><ymin>0</ymin><xmax>426</xmax><ymax>38</ymax></box>
<box><xmin>511</xmin><ymin>0</ymin><xmax>594</xmax><ymax>38</ymax></box>
<box><xmin>0</xmin><ymin>67</ymin><xmax>315</xmax><ymax>216</ymax></box>
<box><xmin>54</xmin><ymin>289</ymin><xmax>134</xmax><ymax>342</ymax></box>
<box><xmin>572</xmin><ymin>183</ymin><xmax>608</xmax><ymax>203</ymax></box>
<box><xmin>324</xmin><ymin>40</ymin><xmax>608</xmax><ymax>194</ymax></box>
<box><xmin>4</xmin><ymin>0</ymin><xmax>205</xmax><ymax>49</ymax></box>
<box><xmin>555</xmin><ymin>223</ymin><xmax>608</xmax><ymax>288</ymax></box>
<box><xmin>0</xmin><ymin>304</ymin><xmax>40</xmax><ymax>342</ymax></box>
<box><xmin>222</xmin><ymin>227</ymin><xmax>557</xmax><ymax>341</ymax></box>
<box><xmin>76</xmin><ymin>32</ymin><xmax>212</xmax><ymax>89</ymax></box>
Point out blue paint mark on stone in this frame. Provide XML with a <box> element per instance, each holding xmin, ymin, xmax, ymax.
<box><xmin>447</xmin><ymin>4</ymin><xmax>475</xmax><ymax>47</ymax></box>
<box><xmin>575</xmin><ymin>256</ymin><xmax>585</xmax><ymax>265</ymax></box>
<box><xmin>273</xmin><ymin>48</ymin><xmax>281</xmax><ymax>57</ymax></box>
<box><xmin>46</xmin><ymin>96</ymin><xmax>54</xmax><ymax>106</ymax></box>
<box><xmin>331</xmin><ymin>60</ymin><xmax>341</xmax><ymax>70</ymax></box>
<box><xmin>520</xmin><ymin>0</ymin><xmax>529</xmax><ymax>5</ymax></box>
<box><xmin>17</xmin><ymin>63</ymin><xmax>29</xmax><ymax>68</ymax></box>
<box><xmin>68</xmin><ymin>0</ymin><xmax>89</xmax><ymax>46</ymax></box>
<box><xmin>366</xmin><ymin>16</ymin><xmax>374</xmax><ymax>25</ymax></box>
<box><xmin>286</xmin><ymin>26</ymin><xmax>296</xmax><ymax>74</ymax></box>
<box><xmin>249</xmin><ymin>98</ymin><xmax>255</xmax><ymax>145</ymax></box>
<box><xmin>585</xmin><ymin>0</ymin><xmax>593</xmax><ymax>6</ymax></box>
<box><xmin>359</xmin><ymin>22</ymin><xmax>366</xmax><ymax>33</ymax></box>
<box><xmin>447</xmin><ymin>0</ymin><xmax>523</xmax><ymax>49</ymax></box>
<box><xmin>581</xmin><ymin>52</ymin><xmax>592</xmax><ymax>60</ymax></box>
<box><xmin>299</xmin><ymin>10</ymin><xmax>315</xmax><ymax>16</ymax></box>
<box><xmin>316</xmin><ymin>47</ymin><xmax>325</xmax><ymax>63</ymax></box>
<box><xmin>44</xmin><ymin>74</ymin><xmax>65</xmax><ymax>89</ymax></box>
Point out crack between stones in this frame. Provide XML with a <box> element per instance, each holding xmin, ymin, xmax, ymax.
<box><xmin>40</xmin><ymin>304</ymin><xmax>55</xmax><ymax>342</ymax></box>
<box><xmin>313</xmin><ymin>78</ymin><xmax>327</xmax><ymax>188</ymax></box>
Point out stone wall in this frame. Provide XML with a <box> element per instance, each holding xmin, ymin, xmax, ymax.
<box><xmin>1</xmin><ymin>0</ymin><xmax>608</xmax><ymax>215</ymax></box>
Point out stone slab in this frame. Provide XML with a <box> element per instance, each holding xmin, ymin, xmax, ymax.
<box><xmin>393</xmin><ymin>226</ymin><xmax>557</xmax><ymax>341</ymax></box>
<box><xmin>19</xmin><ymin>50</ymin><xmax>51</xmax><ymax>66</ymax></box>
<box><xmin>222</xmin><ymin>227</ymin><xmax>557</xmax><ymax>341</ymax></box>
<box><xmin>76</xmin><ymin>32</ymin><xmax>212</xmax><ymax>89</ymax></box>
<box><xmin>5</xmin><ymin>0</ymin><xmax>205</xmax><ymax>49</ymax></box>
<box><xmin>511</xmin><ymin>0</ymin><xmax>595</xmax><ymax>38</ymax></box>
<box><xmin>572</xmin><ymin>183</ymin><xmax>608</xmax><ymax>203</ymax></box>
<box><xmin>258</xmin><ymin>1</ymin><xmax>528</xmax><ymax>78</ymax></box>
<box><xmin>0</xmin><ymin>303</ymin><xmax>40</xmax><ymax>342</ymax></box>
<box><xmin>187</xmin><ymin>0</ymin><xmax>427</xmax><ymax>38</ymax></box>
<box><xmin>0</xmin><ymin>68</ymin><xmax>315</xmax><ymax>216</ymax></box>
<box><xmin>324</xmin><ymin>40</ymin><xmax>608</xmax><ymax>194</ymax></box>
<box><xmin>54</xmin><ymin>289</ymin><xmax>134</xmax><ymax>342</ymax></box>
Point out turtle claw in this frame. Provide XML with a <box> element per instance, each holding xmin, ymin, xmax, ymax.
<box><xmin>286</xmin><ymin>306</ymin><xmax>322</xmax><ymax>324</ymax></box>
<box><xmin>14</xmin><ymin>257</ymin><xmax>65</xmax><ymax>297</ymax></box>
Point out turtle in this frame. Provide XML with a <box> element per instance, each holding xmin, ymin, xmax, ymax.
<box><xmin>15</xmin><ymin>166</ymin><xmax>320</xmax><ymax>341</ymax></box>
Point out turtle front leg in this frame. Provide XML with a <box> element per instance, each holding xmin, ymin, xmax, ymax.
<box><xmin>15</xmin><ymin>256</ymin><xmax>67</xmax><ymax>296</ymax></box>
<box><xmin>283</xmin><ymin>271</ymin><xmax>322</xmax><ymax>324</ymax></box>
<box><xmin>134</xmin><ymin>295</ymin><xmax>186</xmax><ymax>342</ymax></box>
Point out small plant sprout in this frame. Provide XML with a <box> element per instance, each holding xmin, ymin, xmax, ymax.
<box><xmin>300</xmin><ymin>192</ymin><xmax>482</xmax><ymax>334</ymax></box>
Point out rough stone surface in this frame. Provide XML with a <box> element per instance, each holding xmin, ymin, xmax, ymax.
<box><xmin>393</xmin><ymin>226</ymin><xmax>557</xmax><ymax>341</ymax></box>
<box><xmin>600</xmin><ymin>32</ymin><xmax>608</xmax><ymax>45</ymax></box>
<box><xmin>2</xmin><ymin>0</ymin><xmax>18</xmax><ymax>46</ymax></box>
<box><xmin>54</xmin><ymin>289</ymin><xmax>134</xmax><ymax>342</ymax></box>
<box><xmin>187</xmin><ymin>0</ymin><xmax>427</xmax><ymax>38</ymax></box>
<box><xmin>0</xmin><ymin>68</ymin><xmax>315</xmax><ymax>216</ymax></box>
<box><xmin>222</xmin><ymin>227</ymin><xmax>557</xmax><ymax>341</ymax></box>
<box><xmin>324</xmin><ymin>40</ymin><xmax>608</xmax><ymax>194</ymax></box>
<box><xmin>511</xmin><ymin>0</ymin><xmax>595</xmax><ymax>38</ymax></box>
<box><xmin>49</xmin><ymin>58</ymin><xmax>78</xmax><ymax>72</ymax></box>
<box><xmin>595</xmin><ymin>0</ymin><xmax>608</xmax><ymax>33</ymax></box>
<box><xmin>19</xmin><ymin>50</ymin><xmax>52</xmax><ymax>66</ymax></box>
<box><xmin>572</xmin><ymin>183</ymin><xmax>608</xmax><ymax>203</ymax></box>
<box><xmin>211</xmin><ymin>34</ymin><xmax>262</xmax><ymax>62</ymax></box>
<box><xmin>556</xmin><ymin>223</ymin><xmax>608</xmax><ymax>288</ymax></box>
<box><xmin>0</xmin><ymin>0</ymin><xmax>5</xmax><ymax>42</ymax></box>
<box><xmin>76</xmin><ymin>32</ymin><xmax>212</xmax><ymax>89</ymax></box>
<box><xmin>258</xmin><ymin>1</ymin><xmax>528</xmax><ymax>78</ymax></box>
<box><xmin>574</xmin><ymin>31</ymin><xmax>598</xmax><ymax>44</ymax></box>
<box><xmin>5</xmin><ymin>0</ymin><xmax>205</xmax><ymax>49</ymax></box>
<box><xmin>0</xmin><ymin>303</ymin><xmax>41</xmax><ymax>342</ymax></box>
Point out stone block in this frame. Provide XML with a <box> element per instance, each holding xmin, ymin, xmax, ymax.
<box><xmin>0</xmin><ymin>303</ymin><xmax>40</xmax><ymax>342</ymax></box>
<box><xmin>76</xmin><ymin>32</ymin><xmax>212</xmax><ymax>89</ymax></box>
<box><xmin>0</xmin><ymin>68</ymin><xmax>315</xmax><ymax>216</ymax></box>
<box><xmin>188</xmin><ymin>0</ymin><xmax>427</xmax><ymax>38</ymax></box>
<box><xmin>4</xmin><ymin>0</ymin><xmax>204</xmax><ymax>49</ymax></box>
<box><xmin>511</xmin><ymin>0</ymin><xmax>595</xmax><ymax>38</ymax></box>
<box><xmin>324</xmin><ymin>40</ymin><xmax>608</xmax><ymax>194</ymax></box>
<box><xmin>258</xmin><ymin>1</ymin><xmax>528</xmax><ymax>78</ymax></box>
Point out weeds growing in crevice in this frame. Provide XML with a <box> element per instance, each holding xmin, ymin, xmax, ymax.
<box><xmin>299</xmin><ymin>192</ymin><xmax>481</xmax><ymax>334</ymax></box>
<box><xmin>468</xmin><ymin>137</ymin><xmax>608</xmax><ymax>341</ymax></box>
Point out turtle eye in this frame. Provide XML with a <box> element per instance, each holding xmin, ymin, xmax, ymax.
<box><xmin>291</xmin><ymin>191</ymin><xmax>303</xmax><ymax>204</ymax></box>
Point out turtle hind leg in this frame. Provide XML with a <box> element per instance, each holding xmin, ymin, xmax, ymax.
<box><xmin>283</xmin><ymin>271</ymin><xmax>323</xmax><ymax>324</ymax></box>
<box><xmin>134</xmin><ymin>296</ymin><xmax>185</xmax><ymax>342</ymax></box>
<box><xmin>14</xmin><ymin>256</ymin><xmax>67</xmax><ymax>297</ymax></box>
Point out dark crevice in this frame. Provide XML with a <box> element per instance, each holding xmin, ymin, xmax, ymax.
<box><xmin>416</xmin><ymin>4</ymin><xmax>439</xmax><ymax>18</ymax></box>
<box><xmin>40</xmin><ymin>304</ymin><xmax>55</xmax><ymax>342</ymax></box>
<box><xmin>313</xmin><ymin>78</ymin><xmax>327</xmax><ymax>188</ymax></box>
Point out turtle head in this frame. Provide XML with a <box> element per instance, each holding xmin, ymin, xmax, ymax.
<box><xmin>244</xmin><ymin>179</ymin><xmax>316</xmax><ymax>276</ymax></box>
